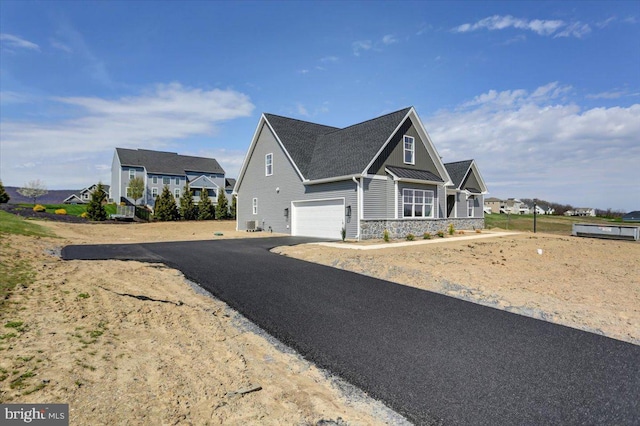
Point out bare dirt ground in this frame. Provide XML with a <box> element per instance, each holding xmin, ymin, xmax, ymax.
<box><xmin>2</xmin><ymin>219</ymin><xmax>638</xmax><ymax>425</ymax></box>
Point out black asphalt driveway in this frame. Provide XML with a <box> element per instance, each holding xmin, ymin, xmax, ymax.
<box><xmin>62</xmin><ymin>237</ymin><xmax>640</xmax><ymax>425</ymax></box>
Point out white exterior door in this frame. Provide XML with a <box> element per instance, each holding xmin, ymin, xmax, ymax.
<box><xmin>292</xmin><ymin>199</ymin><xmax>345</xmax><ymax>239</ymax></box>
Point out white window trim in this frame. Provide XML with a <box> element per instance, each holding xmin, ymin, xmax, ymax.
<box><xmin>265</xmin><ymin>153</ymin><xmax>273</xmax><ymax>176</ymax></box>
<box><xmin>152</xmin><ymin>176</ymin><xmax>158</xmax><ymax>184</ymax></box>
<box><xmin>162</xmin><ymin>176</ymin><xmax>170</xmax><ymax>185</ymax></box>
<box><xmin>129</xmin><ymin>169</ymin><xmax>136</xmax><ymax>179</ymax></box>
<box><xmin>152</xmin><ymin>188</ymin><xmax>158</xmax><ymax>198</ymax></box>
<box><xmin>402</xmin><ymin>188</ymin><xmax>435</xmax><ymax>218</ymax></box>
<box><xmin>126</xmin><ymin>187</ymin><xmax>131</xmax><ymax>197</ymax></box>
<box><xmin>175</xmin><ymin>177</ymin><xmax>180</xmax><ymax>185</ymax></box>
<box><xmin>252</xmin><ymin>198</ymin><xmax>258</xmax><ymax>215</ymax></box>
<box><xmin>403</xmin><ymin>135</ymin><xmax>415</xmax><ymax>165</ymax></box>
<box><xmin>174</xmin><ymin>188</ymin><xmax>180</xmax><ymax>199</ymax></box>
<box><xmin>468</xmin><ymin>197</ymin><xmax>474</xmax><ymax>218</ymax></box>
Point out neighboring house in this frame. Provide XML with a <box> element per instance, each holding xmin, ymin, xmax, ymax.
<box><xmin>235</xmin><ymin>107</ymin><xmax>487</xmax><ymax>240</ymax></box>
<box><xmin>564</xmin><ymin>210</ymin><xmax>575</xmax><ymax>216</ymax></box>
<box><xmin>534</xmin><ymin>203</ymin><xmax>555</xmax><ymax>215</ymax></box>
<box><xmin>505</xmin><ymin>198</ymin><xmax>523</xmax><ymax>215</ymax></box>
<box><xmin>444</xmin><ymin>160</ymin><xmax>488</xmax><ymax>219</ymax></box>
<box><xmin>63</xmin><ymin>184</ymin><xmax>110</xmax><ymax>204</ymax></box>
<box><xmin>622</xmin><ymin>211</ymin><xmax>640</xmax><ymax>222</ymax></box>
<box><xmin>111</xmin><ymin>148</ymin><xmax>230</xmax><ymax>210</ymax></box>
<box><xmin>574</xmin><ymin>207</ymin><xmax>596</xmax><ymax>217</ymax></box>
<box><xmin>484</xmin><ymin>197</ymin><xmax>503</xmax><ymax>214</ymax></box>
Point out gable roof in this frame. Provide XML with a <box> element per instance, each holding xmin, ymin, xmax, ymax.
<box><xmin>386</xmin><ymin>166</ymin><xmax>443</xmax><ymax>183</ymax></box>
<box><xmin>247</xmin><ymin>107</ymin><xmax>450</xmax><ymax>185</ymax></box>
<box><xmin>444</xmin><ymin>159</ymin><xmax>488</xmax><ymax>194</ymax></box>
<box><xmin>116</xmin><ymin>148</ymin><xmax>224</xmax><ymax>176</ymax></box>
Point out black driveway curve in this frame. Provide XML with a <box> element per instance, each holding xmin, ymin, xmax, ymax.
<box><xmin>62</xmin><ymin>237</ymin><xmax>640</xmax><ymax>425</ymax></box>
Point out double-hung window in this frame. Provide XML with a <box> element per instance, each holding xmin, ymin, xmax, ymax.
<box><xmin>265</xmin><ymin>153</ymin><xmax>273</xmax><ymax>176</ymax></box>
<box><xmin>403</xmin><ymin>135</ymin><xmax>415</xmax><ymax>165</ymax></box>
<box><xmin>403</xmin><ymin>189</ymin><xmax>434</xmax><ymax>218</ymax></box>
<box><xmin>163</xmin><ymin>177</ymin><xmax>170</xmax><ymax>185</ymax></box>
<box><xmin>467</xmin><ymin>197</ymin><xmax>474</xmax><ymax>217</ymax></box>
<box><xmin>129</xmin><ymin>169</ymin><xmax>136</xmax><ymax>179</ymax></box>
<box><xmin>175</xmin><ymin>177</ymin><xmax>180</xmax><ymax>185</ymax></box>
<box><xmin>152</xmin><ymin>188</ymin><xmax>158</xmax><ymax>198</ymax></box>
<box><xmin>152</xmin><ymin>176</ymin><xmax>158</xmax><ymax>184</ymax></box>
<box><xmin>252</xmin><ymin>198</ymin><xmax>258</xmax><ymax>215</ymax></box>
<box><xmin>174</xmin><ymin>188</ymin><xmax>180</xmax><ymax>199</ymax></box>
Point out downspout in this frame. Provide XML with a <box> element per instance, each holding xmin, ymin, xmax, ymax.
<box><xmin>352</xmin><ymin>176</ymin><xmax>360</xmax><ymax>240</ymax></box>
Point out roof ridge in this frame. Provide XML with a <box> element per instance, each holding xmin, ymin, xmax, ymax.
<box><xmin>325</xmin><ymin>107</ymin><xmax>412</xmax><ymax>134</ymax></box>
<box><xmin>263</xmin><ymin>113</ymin><xmax>340</xmax><ymax>131</ymax></box>
<box><xmin>444</xmin><ymin>159</ymin><xmax>473</xmax><ymax>165</ymax></box>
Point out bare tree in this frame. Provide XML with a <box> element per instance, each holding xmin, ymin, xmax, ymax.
<box><xmin>17</xmin><ymin>179</ymin><xmax>48</xmax><ymax>204</ymax></box>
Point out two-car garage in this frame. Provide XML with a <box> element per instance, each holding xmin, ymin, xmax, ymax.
<box><xmin>291</xmin><ymin>198</ymin><xmax>345</xmax><ymax>240</ymax></box>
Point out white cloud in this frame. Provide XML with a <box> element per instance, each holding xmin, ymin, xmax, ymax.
<box><xmin>382</xmin><ymin>34</ymin><xmax>398</xmax><ymax>45</ymax></box>
<box><xmin>352</xmin><ymin>40</ymin><xmax>372</xmax><ymax>56</ymax></box>
<box><xmin>427</xmin><ymin>83</ymin><xmax>640</xmax><ymax>211</ymax></box>
<box><xmin>296</xmin><ymin>103</ymin><xmax>309</xmax><ymax>117</ymax></box>
<box><xmin>586</xmin><ymin>90</ymin><xmax>626</xmax><ymax>100</ymax></box>
<box><xmin>0</xmin><ymin>33</ymin><xmax>40</xmax><ymax>51</ymax></box>
<box><xmin>320</xmin><ymin>56</ymin><xmax>339</xmax><ymax>63</ymax></box>
<box><xmin>50</xmin><ymin>39</ymin><xmax>73</xmax><ymax>53</ymax></box>
<box><xmin>596</xmin><ymin>16</ymin><xmax>617</xmax><ymax>29</ymax></box>
<box><xmin>452</xmin><ymin>15</ymin><xmax>590</xmax><ymax>38</ymax></box>
<box><xmin>0</xmin><ymin>83</ymin><xmax>254</xmax><ymax>188</ymax></box>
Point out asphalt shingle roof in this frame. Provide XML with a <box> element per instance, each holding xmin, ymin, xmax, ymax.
<box><xmin>264</xmin><ymin>107</ymin><xmax>412</xmax><ymax>180</ymax></box>
<box><xmin>386</xmin><ymin>166</ymin><xmax>443</xmax><ymax>182</ymax></box>
<box><xmin>116</xmin><ymin>148</ymin><xmax>225</xmax><ymax>176</ymax></box>
<box><xmin>444</xmin><ymin>160</ymin><xmax>473</xmax><ymax>189</ymax></box>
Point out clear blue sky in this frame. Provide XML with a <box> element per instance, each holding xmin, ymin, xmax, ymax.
<box><xmin>1</xmin><ymin>1</ymin><xmax>638</xmax><ymax>211</ymax></box>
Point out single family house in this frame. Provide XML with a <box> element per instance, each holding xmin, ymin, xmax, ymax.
<box><xmin>111</xmin><ymin>148</ymin><xmax>232</xmax><ymax>211</ymax></box>
<box><xmin>234</xmin><ymin>107</ymin><xmax>487</xmax><ymax>240</ymax></box>
<box><xmin>63</xmin><ymin>183</ymin><xmax>111</xmax><ymax>204</ymax></box>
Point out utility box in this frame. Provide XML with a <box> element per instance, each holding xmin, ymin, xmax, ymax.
<box><xmin>572</xmin><ymin>223</ymin><xmax>640</xmax><ymax>241</ymax></box>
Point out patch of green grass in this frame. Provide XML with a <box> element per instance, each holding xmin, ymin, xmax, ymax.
<box><xmin>88</xmin><ymin>330</ymin><xmax>103</xmax><ymax>339</ymax></box>
<box><xmin>77</xmin><ymin>293</ymin><xmax>90</xmax><ymax>299</ymax></box>
<box><xmin>0</xmin><ymin>210</ymin><xmax>55</xmax><ymax>237</ymax></box>
<box><xmin>5</xmin><ymin>321</ymin><xmax>24</xmax><ymax>331</ymax></box>
<box><xmin>10</xmin><ymin>370</ymin><xmax>35</xmax><ymax>389</ymax></box>
<box><xmin>23</xmin><ymin>382</ymin><xmax>47</xmax><ymax>395</ymax></box>
<box><xmin>0</xmin><ymin>333</ymin><xmax>17</xmax><ymax>340</ymax></box>
<box><xmin>484</xmin><ymin>214</ymin><xmax>622</xmax><ymax>235</ymax></box>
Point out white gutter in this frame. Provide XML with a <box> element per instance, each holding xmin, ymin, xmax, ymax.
<box><xmin>304</xmin><ymin>174</ymin><xmax>361</xmax><ymax>185</ymax></box>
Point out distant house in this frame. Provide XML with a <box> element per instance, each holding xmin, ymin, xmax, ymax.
<box><xmin>484</xmin><ymin>197</ymin><xmax>503</xmax><ymax>214</ymax></box>
<box><xmin>505</xmin><ymin>198</ymin><xmax>525</xmax><ymax>215</ymax></box>
<box><xmin>622</xmin><ymin>211</ymin><xmax>640</xmax><ymax>222</ymax></box>
<box><xmin>63</xmin><ymin>184</ymin><xmax>110</xmax><ymax>204</ymax></box>
<box><xmin>235</xmin><ymin>107</ymin><xmax>487</xmax><ymax>240</ymax></box>
<box><xmin>574</xmin><ymin>208</ymin><xmax>596</xmax><ymax>217</ymax></box>
<box><xmin>111</xmin><ymin>148</ymin><xmax>232</xmax><ymax>210</ymax></box>
<box><xmin>534</xmin><ymin>203</ymin><xmax>555</xmax><ymax>215</ymax></box>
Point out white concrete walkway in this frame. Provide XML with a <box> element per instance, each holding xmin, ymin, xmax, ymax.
<box><xmin>315</xmin><ymin>231</ymin><xmax>520</xmax><ymax>250</ymax></box>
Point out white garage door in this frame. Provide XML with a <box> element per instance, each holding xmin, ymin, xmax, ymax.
<box><xmin>292</xmin><ymin>199</ymin><xmax>345</xmax><ymax>239</ymax></box>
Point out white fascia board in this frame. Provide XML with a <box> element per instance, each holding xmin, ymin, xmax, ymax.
<box><xmin>235</xmin><ymin>114</ymin><xmax>306</xmax><ymax>193</ymax></box>
<box><xmin>408</xmin><ymin>108</ymin><xmax>453</xmax><ymax>186</ymax></box>
<box><xmin>361</xmin><ymin>109</ymin><xmax>413</xmax><ymax>175</ymax></box>
<box><xmin>470</xmin><ymin>160</ymin><xmax>489</xmax><ymax>193</ymax></box>
<box><xmin>303</xmin><ymin>174</ymin><xmax>361</xmax><ymax>185</ymax></box>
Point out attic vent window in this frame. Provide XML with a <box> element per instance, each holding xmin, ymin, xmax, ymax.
<box><xmin>404</xmin><ymin>136</ymin><xmax>415</xmax><ymax>165</ymax></box>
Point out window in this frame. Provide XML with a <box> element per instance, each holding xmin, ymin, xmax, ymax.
<box><xmin>252</xmin><ymin>198</ymin><xmax>258</xmax><ymax>215</ymax></box>
<box><xmin>129</xmin><ymin>169</ymin><xmax>136</xmax><ymax>179</ymax></box>
<box><xmin>126</xmin><ymin>187</ymin><xmax>131</xmax><ymax>197</ymax></box>
<box><xmin>174</xmin><ymin>188</ymin><xmax>180</xmax><ymax>199</ymax></box>
<box><xmin>163</xmin><ymin>177</ymin><xmax>170</xmax><ymax>185</ymax></box>
<box><xmin>82</xmin><ymin>193</ymin><xmax>89</xmax><ymax>200</ymax></box>
<box><xmin>265</xmin><ymin>153</ymin><xmax>273</xmax><ymax>176</ymax></box>
<box><xmin>467</xmin><ymin>197</ymin><xmax>474</xmax><ymax>217</ymax></box>
<box><xmin>175</xmin><ymin>177</ymin><xmax>180</xmax><ymax>185</ymax></box>
<box><xmin>403</xmin><ymin>135</ymin><xmax>415</xmax><ymax>165</ymax></box>
<box><xmin>403</xmin><ymin>189</ymin><xmax>434</xmax><ymax>218</ymax></box>
<box><xmin>152</xmin><ymin>176</ymin><xmax>158</xmax><ymax>184</ymax></box>
<box><xmin>152</xmin><ymin>188</ymin><xmax>158</xmax><ymax>198</ymax></box>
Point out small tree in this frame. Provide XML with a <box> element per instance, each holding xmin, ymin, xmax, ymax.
<box><xmin>229</xmin><ymin>194</ymin><xmax>237</xmax><ymax>220</ymax></box>
<box><xmin>0</xmin><ymin>181</ymin><xmax>9</xmax><ymax>203</ymax></box>
<box><xmin>180</xmin><ymin>183</ymin><xmax>198</xmax><ymax>220</ymax></box>
<box><xmin>215</xmin><ymin>190</ymin><xmax>229</xmax><ymax>220</ymax></box>
<box><xmin>198</xmin><ymin>188</ymin><xmax>215</xmax><ymax>220</ymax></box>
<box><xmin>17</xmin><ymin>179</ymin><xmax>48</xmax><ymax>204</ymax></box>
<box><xmin>154</xmin><ymin>185</ymin><xmax>179</xmax><ymax>221</ymax></box>
<box><xmin>87</xmin><ymin>182</ymin><xmax>107</xmax><ymax>221</ymax></box>
<box><xmin>128</xmin><ymin>177</ymin><xmax>145</xmax><ymax>205</ymax></box>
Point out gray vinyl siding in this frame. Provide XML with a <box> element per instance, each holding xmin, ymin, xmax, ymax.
<box><xmin>110</xmin><ymin>151</ymin><xmax>121</xmax><ymax>202</ymax></box>
<box><xmin>363</xmin><ymin>178</ymin><xmax>389</xmax><ymax>219</ymax></box>
<box><xmin>367</xmin><ymin>118</ymin><xmax>441</xmax><ymax>179</ymax></box>
<box><xmin>237</xmin><ymin>123</ymin><xmax>359</xmax><ymax>238</ymax></box>
<box><xmin>120</xmin><ymin>166</ymin><xmax>144</xmax><ymax>204</ymax></box>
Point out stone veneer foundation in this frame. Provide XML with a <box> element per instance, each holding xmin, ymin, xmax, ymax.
<box><xmin>359</xmin><ymin>218</ymin><xmax>485</xmax><ymax>240</ymax></box>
